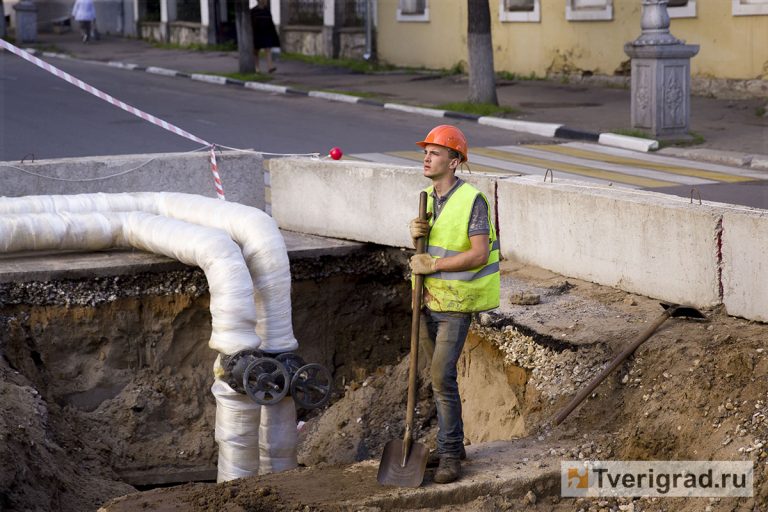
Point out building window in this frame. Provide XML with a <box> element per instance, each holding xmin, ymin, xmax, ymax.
<box><xmin>732</xmin><ymin>0</ymin><xmax>768</xmax><ymax>16</ymax></box>
<box><xmin>500</xmin><ymin>0</ymin><xmax>540</xmax><ymax>22</ymax></box>
<box><xmin>566</xmin><ymin>0</ymin><xmax>612</xmax><ymax>21</ymax></box>
<box><xmin>397</xmin><ymin>0</ymin><xmax>429</xmax><ymax>22</ymax></box>
<box><xmin>667</xmin><ymin>0</ymin><xmax>696</xmax><ymax>18</ymax></box>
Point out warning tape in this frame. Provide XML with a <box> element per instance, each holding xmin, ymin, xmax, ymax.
<box><xmin>0</xmin><ymin>39</ymin><xmax>226</xmax><ymax>200</ymax></box>
<box><xmin>209</xmin><ymin>145</ymin><xmax>225</xmax><ymax>200</ymax></box>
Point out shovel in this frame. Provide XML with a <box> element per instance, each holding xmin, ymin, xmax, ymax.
<box><xmin>553</xmin><ymin>302</ymin><xmax>705</xmax><ymax>426</ymax></box>
<box><xmin>377</xmin><ymin>191</ymin><xmax>430</xmax><ymax>487</ymax></box>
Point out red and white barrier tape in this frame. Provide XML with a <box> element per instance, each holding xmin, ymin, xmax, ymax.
<box><xmin>209</xmin><ymin>145</ymin><xmax>225</xmax><ymax>200</ymax></box>
<box><xmin>0</xmin><ymin>39</ymin><xmax>226</xmax><ymax>200</ymax></box>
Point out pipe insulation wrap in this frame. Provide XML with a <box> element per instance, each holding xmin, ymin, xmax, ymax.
<box><xmin>0</xmin><ymin>211</ymin><xmax>261</xmax><ymax>353</ymax></box>
<box><xmin>258</xmin><ymin>396</ymin><xmax>298</xmax><ymax>474</ymax></box>
<box><xmin>212</xmin><ymin>379</ymin><xmax>261</xmax><ymax>482</ymax></box>
<box><xmin>0</xmin><ymin>193</ymin><xmax>301</xmax><ymax>481</ymax></box>
<box><xmin>0</xmin><ymin>192</ymin><xmax>298</xmax><ymax>352</ymax></box>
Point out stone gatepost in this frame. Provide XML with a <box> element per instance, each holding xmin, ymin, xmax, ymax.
<box><xmin>13</xmin><ymin>0</ymin><xmax>38</xmax><ymax>43</ymax></box>
<box><xmin>624</xmin><ymin>0</ymin><xmax>699</xmax><ymax>139</ymax></box>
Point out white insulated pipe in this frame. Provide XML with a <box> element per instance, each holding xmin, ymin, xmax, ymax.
<box><xmin>0</xmin><ymin>192</ymin><xmax>297</xmax><ymax>352</ymax></box>
<box><xmin>0</xmin><ymin>193</ymin><xmax>300</xmax><ymax>481</ymax></box>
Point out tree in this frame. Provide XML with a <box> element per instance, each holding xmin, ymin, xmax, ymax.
<box><xmin>0</xmin><ymin>0</ymin><xmax>6</xmax><ymax>39</ymax></box>
<box><xmin>234</xmin><ymin>0</ymin><xmax>255</xmax><ymax>73</ymax></box>
<box><xmin>467</xmin><ymin>0</ymin><xmax>498</xmax><ymax>105</ymax></box>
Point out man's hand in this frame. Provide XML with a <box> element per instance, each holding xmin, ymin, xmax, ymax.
<box><xmin>410</xmin><ymin>254</ymin><xmax>437</xmax><ymax>275</ymax></box>
<box><xmin>409</xmin><ymin>214</ymin><xmax>432</xmax><ymax>247</ymax></box>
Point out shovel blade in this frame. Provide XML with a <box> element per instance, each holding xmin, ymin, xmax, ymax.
<box><xmin>377</xmin><ymin>439</ymin><xmax>428</xmax><ymax>488</ymax></box>
<box><xmin>660</xmin><ymin>303</ymin><xmax>707</xmax><ymax>319</ymax></box>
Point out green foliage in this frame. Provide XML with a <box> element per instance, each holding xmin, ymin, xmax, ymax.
<box><xmin>662</xmin><ymin>131</ymin><xmax>705</xmax><ymax>148</ymax></box>
<box><xmin>443</xmin><ymin>62</ymin><xmax>465</xmax><ymax>76</ymax></box>
<box><xmin>496</xmin><ymin>70</ymin><xmax>540</xmax><ymax>81</ymax></box>
<box><xmin>280</xmin><ymin>52</ymin><xmax>395</xmax><ymax>74</ymax></box>
<box><xmin>756</xmin><ymin>106</ymin><xmax>767</xmax><ymax>118</ymax></box>
<box><xmin>151</xmin><ymin>41</ymin><xmax>237</xmax><ymax>52</ymax></box>
<box><xmin>436</xmin><ymin>102</ymin><xmax>519</xmax><ymax>117</ymax></box>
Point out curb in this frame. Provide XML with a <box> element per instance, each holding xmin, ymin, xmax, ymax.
<box><xmin>27</xmin><ymin>48</ymin><xmax>662</xmax><ymax>152</ymax></box>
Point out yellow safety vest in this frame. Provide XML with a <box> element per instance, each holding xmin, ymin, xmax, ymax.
<box><xmin>420</xmin><ymin>182</ymin><xmax>500</xmax><ymax>312</ymax></box>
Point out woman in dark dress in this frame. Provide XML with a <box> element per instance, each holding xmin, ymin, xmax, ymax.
<box><xmin>251</xmin><ymin>0</ymin><xmax>280</xmax><ymax>73</ymax></box>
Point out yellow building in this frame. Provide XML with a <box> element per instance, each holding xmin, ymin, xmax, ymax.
<box><xmin>377</xmin><ymin>0</ymin><xmax>768</xmax><ymax>81</ymax></box>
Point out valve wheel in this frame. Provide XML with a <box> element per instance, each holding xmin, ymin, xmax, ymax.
<box><xmin>275</xmin><ymin>353</ymin><xmax>306</xmax><ymax>376</ymax></box>
<box><xmin>243</xmin><ymin>357</ymin><xmax>290</xmax><ymax>405</ymax></box>
<box><xmin>290</xmin><ymin>363</ymin><xmax>333</xmax><ymax>409</ymax></box>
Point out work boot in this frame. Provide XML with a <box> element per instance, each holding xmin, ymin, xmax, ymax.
<box><xmin>433</xmin><ymin>456</ymin><xmax>461</xmax><ymax>484</ymax></box>
<box><xmin>426</xmin><ymin>445</ymin><xmax>466</xmax><ymax>468</ymax></box>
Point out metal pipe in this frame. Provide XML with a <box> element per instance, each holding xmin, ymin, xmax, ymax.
<box><xmin>552</xmin><ymin>304</ymin><xmax>703</xmax><ymax>426</ymax></box>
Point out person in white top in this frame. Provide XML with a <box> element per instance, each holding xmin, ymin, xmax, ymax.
<box><xmin>71</xmin><ymin>0</ymin><xmax>96</xmax><ymax>42</ymax></box>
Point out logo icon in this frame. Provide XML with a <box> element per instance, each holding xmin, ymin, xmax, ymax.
<box><xmin>567</xmin><ymin>466</ymin><xmax>589</xmax><ymax>489</ymax></box>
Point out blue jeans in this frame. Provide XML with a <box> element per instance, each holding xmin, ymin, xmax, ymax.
<box><xmin>419</xmin><ymin>308</ymin><xmax>471</xmax><ymax>458</ymax></box>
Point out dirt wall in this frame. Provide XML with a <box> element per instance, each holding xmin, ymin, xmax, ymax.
<box><xmin>0</xmin><ymin>246</ymin><xmax>411</xmax><ymax>512</ymax></box>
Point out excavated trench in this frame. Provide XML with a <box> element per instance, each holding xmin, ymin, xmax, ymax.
<box><xmin>0</xmin><ymin>244</ymin><xmax>536</xmax><ymax>512</ymax></box>
<box><xmin>4</xmin><ymin>244</ymin><xmax>767</xmax><ymax>512</ymax></box>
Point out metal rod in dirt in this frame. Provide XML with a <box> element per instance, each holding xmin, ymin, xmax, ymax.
<box><xmin>552</xmin><ymin>305</ymin><xmax>678</xmax><ymax>426</ymax></box>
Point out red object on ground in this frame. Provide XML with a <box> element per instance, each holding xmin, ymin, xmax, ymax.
<box><xmin>329</xmin><ymin>147</ymin><xmax>343</xmax><ymax>160</ymax></box>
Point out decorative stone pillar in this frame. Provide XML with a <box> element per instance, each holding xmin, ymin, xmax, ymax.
<box><xmin>13</xmin><ymin>0</ymin><xmax>38</xmax><ymax>43</ymax></box>
<box><xmin>624</xmin><ymin>0</ymin><xmax>699</xmax><ymax>138</ymax></box>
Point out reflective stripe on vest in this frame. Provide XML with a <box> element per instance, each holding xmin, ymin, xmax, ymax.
<box><xmin>421</xmin><ymin>182</ymin><xmax>500</xmax><ymax>313</ymax></box>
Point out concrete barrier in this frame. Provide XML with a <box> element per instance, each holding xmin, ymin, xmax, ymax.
<box><xmin>497</xmin><ymin>176</ymin><xmax>722</xmax><ymax>308</ymax></box>
<box><xmin>0</xmin><ymin>151</ymin><xmax>265</xmax><ymax>209</ymax></box>
<box><xmin>266</xmin><ymin>158</ymin><xmax>498</xmax><ymax>248</ymax></box>
<box><xmin>722</xmin><ymin>209</ymin><xmax>768</xmax><ymax>322</ymax></box>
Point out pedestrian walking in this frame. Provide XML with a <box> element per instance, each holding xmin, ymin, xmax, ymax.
<box><xmin>408</xmin><ymin>124</ymin><xmax>500</xmax><ymax>484</ymax></box>
<box><xmin>250</xmin><ymin>0</ymin><xmax>280</xmax><ymax>73</ymax></box>
<box><xmin>71</xmin><ymin>0</ymin><xmax>96</xmax><ymax>43</ymax></box>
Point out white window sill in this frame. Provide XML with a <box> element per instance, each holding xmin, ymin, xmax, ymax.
<box><xmin>668</xmin><ymin>1</ymin><xmax>697</xmax><ymax>18</ymax></box>
<box><xmin>565</xmin><ymin>5</ymin><xmax>612</xmax><ymax>21</ymax></box>
<box><xmin>396</xmin><ymin>8</ymin><xmax>429</xmax><ymax>22</ymax></box>
<box><xmin>732</xmin><ymin>0</ymin><xmax>768</xmax><ymax>16</ymax></box>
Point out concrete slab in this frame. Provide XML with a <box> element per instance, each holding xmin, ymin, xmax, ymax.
<box><xmin>721</xmin><ymin>209</ymin><xmax>768</xmax><ymax>322</ymax></box>
<box><xmin>0</xmin><ymin>151</ymin><xmax>266</xmax><ymax>209</ymax></box>
<box><xmin>497</xmin><ymin>176</ymin><xmax>722</xmax><ymax>308</ymax></box>
<box><xmin>266</xmin><ymin>158</ymin><xmax>498</xmax><ymax>249</ymax></box>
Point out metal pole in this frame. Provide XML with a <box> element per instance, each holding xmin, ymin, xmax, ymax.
<box><xmin>363</xmin><ymin>0</ymin><xmax>373</xmax><ymax>61</ymax></box>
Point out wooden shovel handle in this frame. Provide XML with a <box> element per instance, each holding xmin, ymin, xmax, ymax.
<box><xmin>404</xmin><ymin>191</ymin><xmax>428</xmax><ymax>451</ymax></box>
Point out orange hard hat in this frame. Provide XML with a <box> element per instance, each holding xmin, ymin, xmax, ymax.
<box><xmin>416</xmin><ymin>125</ymin><xmax>468</xmax><ymax>163</ymax></box>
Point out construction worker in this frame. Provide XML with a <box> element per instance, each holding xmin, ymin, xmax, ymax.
<box><xmin>409</xmin><ymin>124</ymin><xmax>500</xmax><ymax>484</ymax></box>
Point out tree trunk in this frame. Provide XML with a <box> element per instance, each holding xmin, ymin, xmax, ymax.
<box><xmin>0</xmin><ymin>0</ymin><xmax>6</xmax><ymax>39</ymax></box>
<box><xmin>467</xmin><ymin>0</ymin><xmax>498</xmax><ymax>105</ymax></box>
<box><xmin>235</xmin><ymin>0</ymin><xmax>255</xmax><ymax>73</ymax></box>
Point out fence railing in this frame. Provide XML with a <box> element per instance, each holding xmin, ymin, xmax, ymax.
<box><xmin>281</xmin><ymin>0</ymin><xmax>324</xmax><ymax>25</ymax></box>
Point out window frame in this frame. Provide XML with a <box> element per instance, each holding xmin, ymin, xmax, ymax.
<box><xmin>667</xmin><ymin>0</ymin><xmax>697</xmax><ymax>19</ymax></box>
<box><xmin>499</xmin><ymin>0</ymin><xmax>540</xmax><ymax>23</ymax></box>
<box><xmin>565</xmin><ymin>0</ymin><xmax>613</xmax><ymax>21</ymax></box>
<box><xmin>397</xmin><ymin>0</ymin><xmax>429</xmax><ymax>22</ymax></box>
<box><xmin>732</xmin><ymin>0</ymin><xmax>768</xmax><ymax>16</ymax></box>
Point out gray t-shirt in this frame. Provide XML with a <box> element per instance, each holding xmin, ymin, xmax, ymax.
<box><xmin>430</xmin><ymin>179</ymin><xmax>490</xmax><ymax>237</ymax></box>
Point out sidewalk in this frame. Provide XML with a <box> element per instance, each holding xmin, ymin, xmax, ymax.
<box><xmin>25</xmin><ymin>32</ymin><xmax>768</xmax><ymax>161</ymax></box>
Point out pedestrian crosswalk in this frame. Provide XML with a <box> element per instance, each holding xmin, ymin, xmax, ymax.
<box><xmin>348</xmin><ymin>142</ymin><xmax>765</xmax><ymax>190</ymax></box>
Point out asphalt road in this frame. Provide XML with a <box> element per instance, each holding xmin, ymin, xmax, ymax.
<box><xmin>0</xmin><ymin>53</ymin><xmax>546</xmax><ymax>162</ymax></box>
